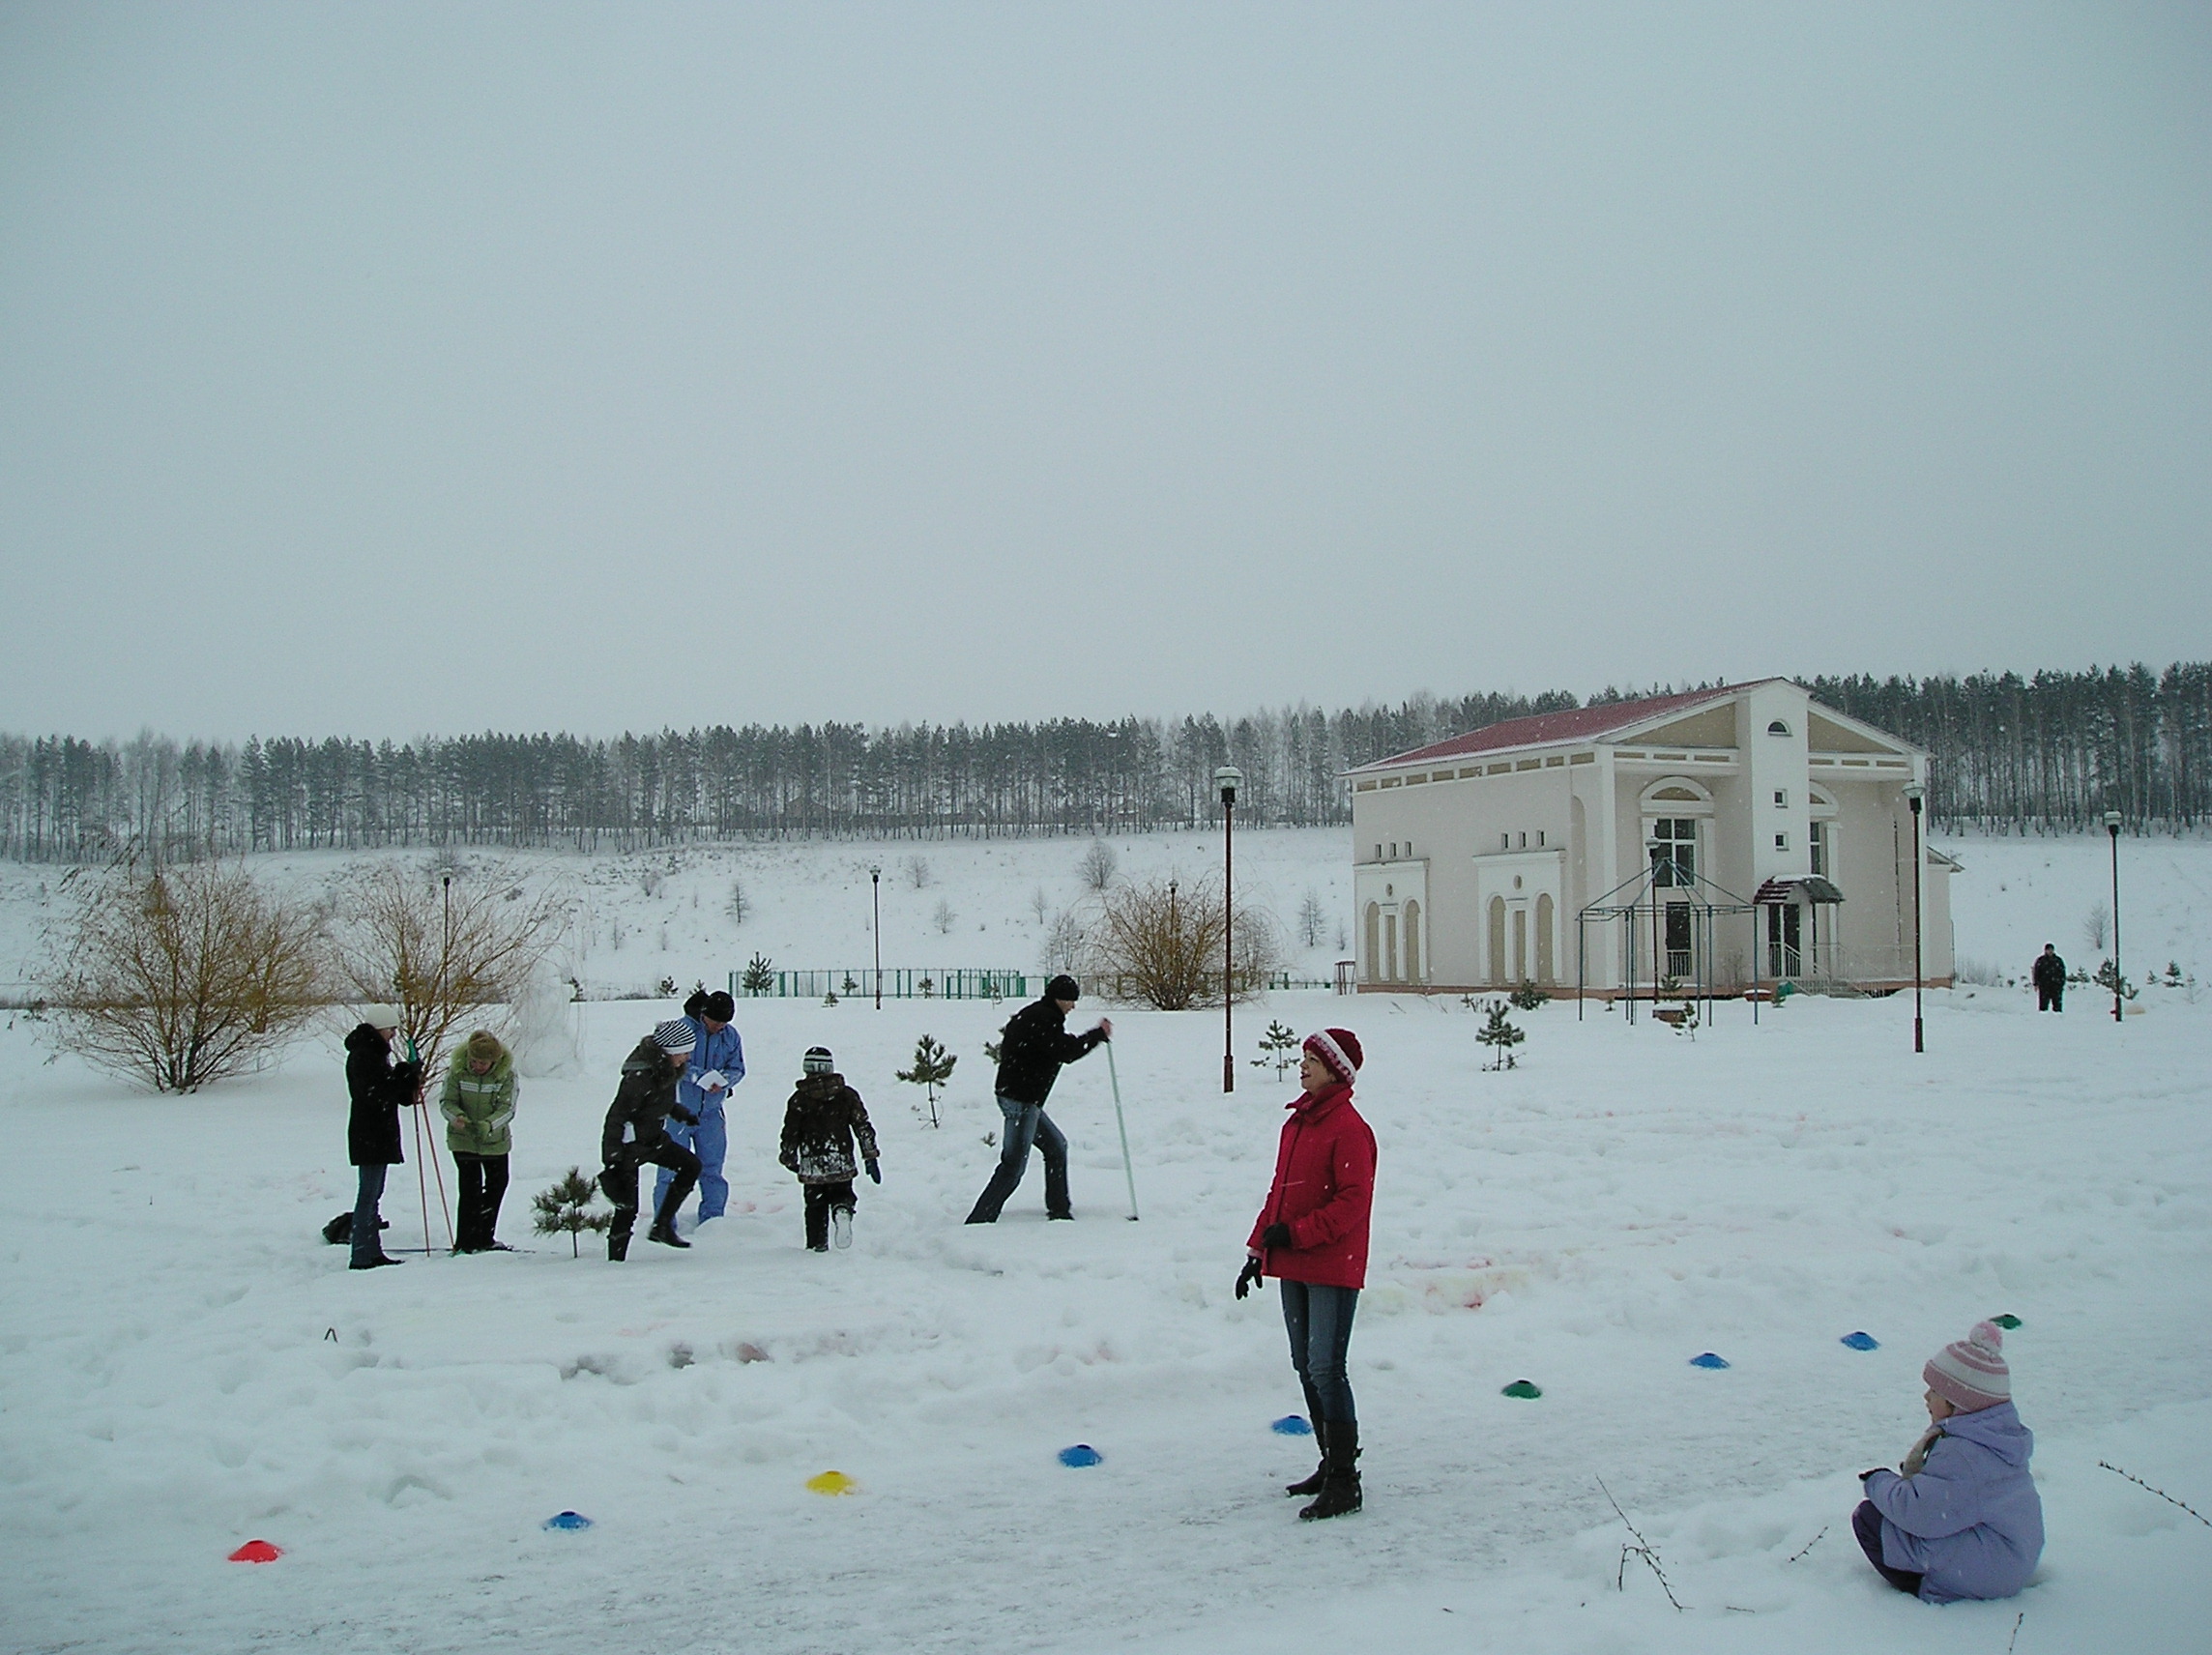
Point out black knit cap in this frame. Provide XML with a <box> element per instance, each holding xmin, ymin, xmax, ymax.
<box><xmin>704</xmin><ymin>990</ymin><xmax>736</xmax><ymax>1021</ymax></box>
<box><xmin>1045</xmin><ymin>973</ymin><xmax>1080</xmax><ymax>1002</ymax></box>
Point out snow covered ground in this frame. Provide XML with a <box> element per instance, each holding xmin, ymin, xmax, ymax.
<box><xmin>2</xmin><ymin>830</ymin><xmax>2208</xmax><ymax>1654</ymax></box>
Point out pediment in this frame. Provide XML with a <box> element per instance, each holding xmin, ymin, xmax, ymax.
<box><xmin>1626</xmin><ymin>703</ymin><xmax>1737</xmax><ymax>748</ymax></box>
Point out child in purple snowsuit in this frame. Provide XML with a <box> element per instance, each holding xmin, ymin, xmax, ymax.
<box><xmin>1855</xmin><ymin>1321</ymin><xmax>2044</xmax><ymax>1604</ymax></box>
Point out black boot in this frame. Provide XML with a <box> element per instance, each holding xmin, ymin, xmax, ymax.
<box><xmin>648</xmin><ymin>1221</ymin><xmax>690</xmax><ymax>1248</ymax></box>
<box><xmin>1297</xmin><ymin>1421</ymin><xmax>1361</xmax><ymax>1521</ymax></box>
<box><xmin>607</xmin><ymin>1229</ymin><xmax>630</xmax><ymax>1262</ymax></box>
<box><xmin>1285</xmin><ymin>1422</ymin><xmax>1329</xmax><ymax>1496</ymax></box>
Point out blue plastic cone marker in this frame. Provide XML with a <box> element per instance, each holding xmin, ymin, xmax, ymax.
<box><xmin>1689</xmin><ymin>1351</ymin><xmax>1732</xmax><ymax>1370</ymax></box>
<box><xmin>1841</xmin><ymin>1332</ymin><xmax>1879</xmax><ymax>1351</ymax></box>
<box><xmin>542</xmin><ymin>1511</ymin><xmax>593</xmax><ymax>1530</ymax></box>
<box><xmin>1058</xmin><ymin>1444</ymin><xmax>1103</xmax><ymax>1467</ymax></box>
<box><xmin>1270</xmin><ymin>1415</ymin><xmax>1313</xmax><ymax>1437</ymax></box>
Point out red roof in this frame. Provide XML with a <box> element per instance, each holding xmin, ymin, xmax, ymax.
<box><xmin>1350</xmin><ymin>682</ymin><xmax>1772</xmax><ymax>774</ymax></box>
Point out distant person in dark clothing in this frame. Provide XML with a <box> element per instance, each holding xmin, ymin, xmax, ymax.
<box><xmin>779</xmin><ymin>1046</ymin><xmax>881</xmax><ymax>1252</ymax></box>
<box><xmin>345</xmin><ymin>1005</ymin><xmax>423</xmax><ymax>1270</ymax></box>
<box><xmin>598</xmin><ymin>1020</ymin><xmax>702</xmax><ymax>1260</ymax></box>
<box><xmin>964</xmin><ymin>974</ymin><xmax>1111</xmax><ymax>1224</ymax></box>
<box><xmin>2031</xmin><ymin>944</ymin><xmax>2065</xmax><ymax>1012</ymax></box>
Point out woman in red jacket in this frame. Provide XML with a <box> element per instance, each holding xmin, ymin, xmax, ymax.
<box><xmin>1237</xmin><ymin>1027</ymin><xmax>1376</xmax><ymax>1521</ymax></box>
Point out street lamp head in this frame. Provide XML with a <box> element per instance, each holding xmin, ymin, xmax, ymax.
<box><xmin>1215</xmin><ymin>766</ymin><xmax>1242</xmax><ymax>806</ymax></box>
<box><xmin>869</xmin><ymin>864</ymin><xmax>881</xmax><ymax>879</ymax></box>
<box><xmin>2104</xmin><ymin>811</ymin><xmax>2122</xmax><ymax>833</ymax></box>
<box><xmin>1902</xmin><ymin>782</ymin><xmax>1923</xmax><ymax>815</ymax></box>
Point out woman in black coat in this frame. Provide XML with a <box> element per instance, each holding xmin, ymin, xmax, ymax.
<box><xmin>345</xmin><ymin>1007</ymin><xmax>422</xmax><ymax>1269</ymax></box>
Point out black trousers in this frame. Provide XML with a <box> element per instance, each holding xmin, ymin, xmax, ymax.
<box><xmin>802</xmin><ymin>1179</ymin><xmax>857</xmax><ymax>1250</ymax></box>
<box><xmin>2038</xmin><ymin>985</ymin><xmax>2063</xmax><ymax>1011</ymax></box>
<box><xmin>600</xmin><ymin>1138</ymin><xmax>702</xmax><ymax>1240</ymax></box>
<box><xmin>453</xmin><ymin>1152</ymin><xmax>509</xmax><ymax>1250</ymax></box>
<box><xmin>1853</xmin><ymin>1500</ymin><xmax>1923</xmax><ymax>1596</ymax></box>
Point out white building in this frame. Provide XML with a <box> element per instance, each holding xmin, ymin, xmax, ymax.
<box><xmin>1347</xmin><ymin>679</ymin><xmax>1956</xmax><ymax>996</ymax></box>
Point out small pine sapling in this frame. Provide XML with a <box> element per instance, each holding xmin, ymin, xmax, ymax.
<box><xmin>897</xmin><ymin>1034</ymin><xmax>957</xmax><ymax>1127</ymax></box>
<box><xmin>742</xmin><ymin>952</ymin><xmax>775</xmax><ymax>995</ymax></box>
<box><xmin>532</xmin><ymin>1167</ymin><xmax>613</xmax><ymax>1258</ymax></box>
<box><xmin>2093</xmin><ymin>959</ymin><xmax>2139</xmax><ymax>1001</ymax></box>
<box><xmin>1509</xmin><ymin>979</ymin><xmax>1549</xmax><ymax>1012</ymax></box>
<box><xmin>1251</xmin><ymin>1019</ymin><xmax>1300</xmax><ymax>1077</ymax></box>
<box><xmin>1475</xmin><ymin>998</ymin><xmax>1526</xmax><ymax>1070</ymax></box>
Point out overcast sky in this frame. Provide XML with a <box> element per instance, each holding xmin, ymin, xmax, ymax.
<box><xmin>2</xmin><ymin>3</ymin><xmax>2206</xmax><ymax>743</ymax></box>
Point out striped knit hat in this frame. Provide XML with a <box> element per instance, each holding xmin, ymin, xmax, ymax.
<box><xmin>653</xmin><ymin>1019</ymin><xmax>697</xmax><ymax>1055</ymax></box>
<box><xmin>1925</xmin><ymin>1321</ymin><xmax>2011</xmax><ymax>1411</ymax></box>
<box><xmin>1303</xmin><ymin>1028</ymin><xmax>1363</xmax><ymax>1087</ymax></box>
<box><xmin>803</xmin><ymin>1047</ymin><xmax>835</xmax><ymax>1075</ymax></box>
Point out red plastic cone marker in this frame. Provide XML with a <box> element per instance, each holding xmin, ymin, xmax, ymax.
<box><xmin>228</xmin><ymin>1540</ymin><xmax>283</xmax><ymax>1563</ymax></box>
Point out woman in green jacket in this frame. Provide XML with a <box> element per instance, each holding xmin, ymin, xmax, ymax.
<box><xmin>441</xmin><ymin>1031</ymin><xmax>518</xmax><ymax>1252</ymax></box>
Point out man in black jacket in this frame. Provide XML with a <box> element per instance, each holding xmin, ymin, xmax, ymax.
<box><xmin>2031</xmin><ymin>944</ymin><xmax>2066</xmax><ymax>1012</ymax></box>
<box><xmin>965</xmin><ymin>974</ymin><xmax>1111</xmax><ymax>1224</ymax></box>
<box><xmin>344</xmin><ymin>1006</ymin><xmax>423</xmax><ymax>1269</ymax></box>
<box><xmin>598</xmin><ymin>1019</ymin><xmax>703</xmax><ymax>1260</ymax></box>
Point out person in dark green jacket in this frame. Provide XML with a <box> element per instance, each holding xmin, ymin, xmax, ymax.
<box><xmin>441</xmin><ymin>1030</ymin><xmax>517</xmax><ymax>1252</ymax></box>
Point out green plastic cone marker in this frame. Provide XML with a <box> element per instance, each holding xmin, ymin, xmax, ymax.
<box><xmin>1991</xmin><ymin>1314</ymin><xmax>2023</xmax><ymax>1329</ymax></box>
<box><xmin>1501</xmin><ymin>1379</ymin><xmax>1542</xmax><ymax>1399</ymax></box>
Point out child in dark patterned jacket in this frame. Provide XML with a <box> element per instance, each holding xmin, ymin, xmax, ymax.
<box><xmin>778</xmin><ymin>1047</ymin><xmax>881</xmax><ymax>1252</ymax></box>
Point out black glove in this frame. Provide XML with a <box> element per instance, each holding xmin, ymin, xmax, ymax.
<box><xmin>1235</xmin><ymin>1258</ymin><xmax>1265</xmax><ymax>1300</ymax></box>
<box><xmin>672</xmin><ymin>1104</ymin><xmax>699</xmax><ymax>1127</ymax></box>
<box><xmin>1260</xmin><ymin>1223</ymin><xmax>1293</xmax><ymax>1251</ymax></box>
<box><xmin>865</xmin><ymin>1158</ymin><xmax>881</xmax><ymax>1184</ymax></box>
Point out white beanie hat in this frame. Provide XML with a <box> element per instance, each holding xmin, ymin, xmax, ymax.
<box><xmin>359</xmin><ymin>1004</ymin><xmax>402</xmax><ymax>1031</ymax></box>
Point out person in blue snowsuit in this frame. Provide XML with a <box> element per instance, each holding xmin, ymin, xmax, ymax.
<box><xmin>1855</xmin><ymin>1321</ymin><xmax>2043</xmax><ymax>1604</ymax></box>
<box><xmin>655</xmin><ymin>988</ymin><xmax>745</xmax><ymax>1229</ymax></box>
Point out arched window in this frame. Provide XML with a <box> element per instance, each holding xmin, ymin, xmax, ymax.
<box><xmin>1512</xmin><ymin>906</ymin><xmax>1528</xmax><ymax>981</ymax></box>
<box><xmin>1535</xmin><ymin>894</ymin><xmax>1555</xmax><ymax>983</ymax></box>
<box><xmin>1363</xmin><ymin>902</ymin><xmax>1380</xmax><ymax>983</ymax></box>
<box><xmin>1767</xmin><ymin>719</ymin><xmax>1791</xmax><ymax>737</ymax></box>
<box><xmin>1488</xmin><ymin>896</ymin><xmax>1507</xmax><ymax>985</ymax></box>
<box><xmin>1383</xmin><ymin>911</ymin><xmax>1400</xmax><ymax>982</ymax></box>
<box><xmin>1403</xmin><ymin>899</ymin><xmax>1421</xmax><ymax>984</ymax></box>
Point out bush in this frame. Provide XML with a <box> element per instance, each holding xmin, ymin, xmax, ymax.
<box><xmin>329</xmin><ymin>860</ymin><xmax>568</xmax><ymax>1076</ymax></box>
<box><xmin>47</xmin><ymin>859</ymin><xmax>326</xmax><ymax>1093</ymax></box>
<box><xmin>1079</xmin><ymin>875</ymin><xmax>1280</xmax><ymax>1009</ymax></box>
<box><xmin>1078</xmin><ymin>840</ymin><xmax>1119</xmax><ymax>891</ymax></box>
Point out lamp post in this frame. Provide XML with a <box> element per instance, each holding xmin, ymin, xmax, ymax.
<box><xmin>2105</xmin><ymin>810</ymin><xmax>2123</xmax><ymax>1023</ymax></box>
<box><xmin>1217</xmin><ymin>766</ymin><xmax>1242</xmax><ymax>1093</ymax></box>
<box><xmin>1644</xmin><ymin>837</ymin><xmax>1664</xmax><ymax>1029</ymax></box>
<box><xmin>869</xmin><ymin>865</ymin><xmax>883</xmax><ymax>1010</ymax></box>
<box><xmin>1903</xmin><ymin>785</ymin><xmax>1924</xmax><ymax>1054</ymax></box>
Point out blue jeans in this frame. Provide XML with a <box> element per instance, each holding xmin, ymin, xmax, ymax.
<box><xmin>655</xmin><ymin>1106</ymin><xmax>728</xmax><ymax>1220</ymax></box>
<box><xmin>350</xmin><ymin>1163</ymin><xmax>390</xmax><ymax>1265</ymax></box>
<box><xmin>1281</xmin><ymin>1279</ymin><xmax>1359</xmax><ymax>1425</ymax></box>
<box><xmin>965</xmin><ymin>1095</ymin><xmax>1070</xmax><ymax>1221</ymax></box>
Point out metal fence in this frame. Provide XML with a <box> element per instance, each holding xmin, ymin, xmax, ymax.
<box><xmin>729</xmin><ymin>968</ymin><xmax>1032</xmax><ymax>1002</ymax></box>
<box><xmin>725</xmin><ymin>967</ymin><xmax>1337</xmax><ymax>1002</ymax></box>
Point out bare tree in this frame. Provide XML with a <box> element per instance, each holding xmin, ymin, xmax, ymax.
<box><xmin>933</xmin><ymin>897</ymin><xmax>958</xmax><ymax>935</ymax></box>
<box><xmin>1078</xmin><ymin>840</ymin><xmax>1119</xmax><ymax>891</ymax></box>
<box><xmin>1079</xmin><ymin>875</ymin><xmax>1280</xmax><ymax>1009</ymax></box>
<box><xmin>1297</xmin><ymin>888</ymin><xmax>1329</xmax><ymax>949</ymax></box>
<box><xmin>330</xmin><ymin>861</ymin><xmax>569</xmax><ymax>1074</ymax></box>
<box><xmin>46</xmin><ymin>859</ymin><xmax>326</xmax><ymax>1092</ymax></box>
<box><xmin>2082</xmin><ymin>902</ymin><xmax>2110</xmax><ymax>953</ymax></box>
<box><xmin>726</xmin><ymin>878</ymin><xmax>748</xmax><ymax>924</ymax></box>
<box><xmin>903</xmin><ymin>855</ymin><xmax>933</xmax><ymax>890</ymax></box>
<box><xmin>1041</xmin><ymin>909</ymin><xmax>1087</xmax><ymax>976</ymax></box>
<box><xmin>1029</xmin><ymin>886</ymin><xmax>1052</xmax><ymax>925</ymax></box>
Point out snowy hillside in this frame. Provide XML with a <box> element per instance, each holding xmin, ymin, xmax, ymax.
<box><xmin>1</xmin><ymin>832</ymin><xmax>2208</xmax><ymax>1654</ymax></box>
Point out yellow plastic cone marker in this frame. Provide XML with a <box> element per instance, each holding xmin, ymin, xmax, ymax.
<box><xmin>805</xmin><ymin>1470</ymin><xmax>858</xmax><ymax>1495</ymax></box>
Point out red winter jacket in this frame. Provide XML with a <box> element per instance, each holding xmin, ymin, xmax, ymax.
<box><xmin>1247</xmin><ymin>1084</ymin><xmax>1377</xmax><ymax>1290</ymax></box>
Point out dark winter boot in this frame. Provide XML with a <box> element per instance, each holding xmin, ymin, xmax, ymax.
<box><xmin>648</xmin><ymin>1188</ymin><xmax>690</xmax><ymax>1249</ymax></box>
<box><xmin>1297</xmin><ymin>1421</ymin><xmax>1361</xmax><ymax>1521</ymax></box>
<box><xmin>607</xmin><ymin>1229</ymin><xmax>630</xmax><ymax>1263</ymax></box>
<box><xmin>1285</xmin><ymin>1422</ymin><xmax>1329</xmax><ymax>1497</ymax></box>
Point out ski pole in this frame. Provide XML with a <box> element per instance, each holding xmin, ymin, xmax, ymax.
<box><xmin>1106</xmin><ymin>1038</ymin><xmax>1139</xmax><ymax>1222</ymax></box>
